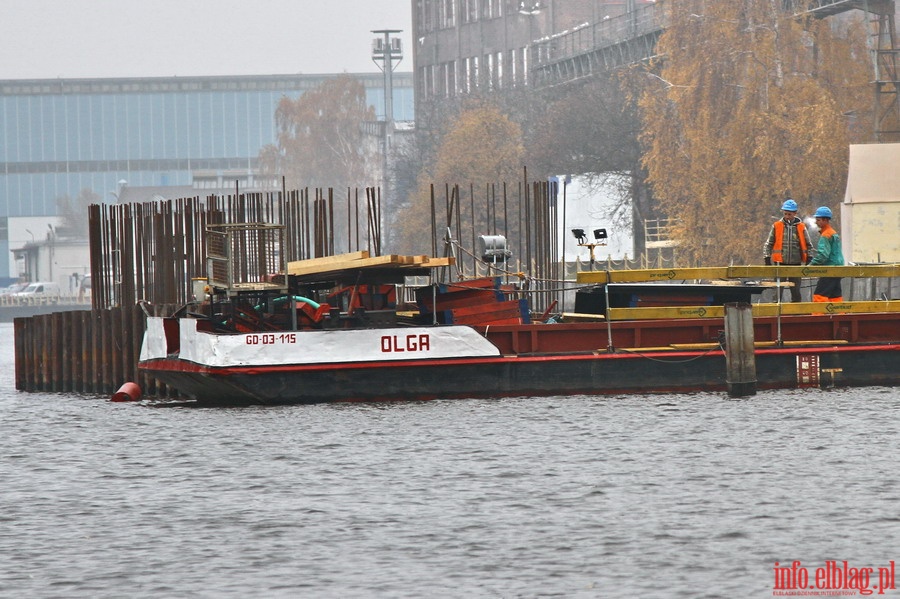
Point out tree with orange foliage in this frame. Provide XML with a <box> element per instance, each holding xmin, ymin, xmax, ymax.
<box><xmin>259</xmin><ymin>74</ymin><xmax>377</xmax><ymax>190</ymax></box>
<box><xmin>639</xmin><ymin>1</ymin><xmax>872</xmax><ymax>266</ymax></box>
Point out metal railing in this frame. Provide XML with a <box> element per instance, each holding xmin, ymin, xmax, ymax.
<box><xmin>531</xmin><ymin>4</ymin><xmax>665</xmax><ymax>70</ymax></box>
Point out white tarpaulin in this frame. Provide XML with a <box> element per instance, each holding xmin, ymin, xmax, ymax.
<box><xmin>140</xmin><ymin>317</ymin><xmax>501</xmax><ymax>367</ymax></box>
<box><xmin>842</xmin><ymin>143</ymin><xmax>900</xmax><ymax>263</ymax></box>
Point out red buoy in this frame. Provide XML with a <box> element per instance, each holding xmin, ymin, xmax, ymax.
<box><xmin>111</xmin><ymin>382</ymin><xmax>142</xmax><ymax>402</ymax></box>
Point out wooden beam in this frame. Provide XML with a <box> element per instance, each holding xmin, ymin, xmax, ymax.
<box><xmin>287</xmin><ymin>253</ymin><xmax>403</xmax><ymax>276</ymax></box>
<box><xmin>286</xmin><ymin>251</ymin><xmax>369</xmax><ymax>274</ymax></box>
<box><xmin>422</xmin><ymin>257</ymin><xmax>455</xmax><ymax>268</ymax></box>
<box><xmin>288</xmin><ymin>254</ymin><xmax>456</xmax><ymax>277</ymax></box>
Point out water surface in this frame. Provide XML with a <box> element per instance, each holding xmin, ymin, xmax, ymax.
<box><xmin>1</xmin><ymin>323</ymin><xmax>898</xmax><ymax>598</ymax></box>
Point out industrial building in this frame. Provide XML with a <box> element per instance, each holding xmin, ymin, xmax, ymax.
<box><xmin>412</xmin><ymin>0</ymin><xmax>656</xmax><ymax>109</ymax></box>
<box><xmin>0</xmin><ymin>72</ymin><xmax>414</xmax><ymax>284</ymax></box>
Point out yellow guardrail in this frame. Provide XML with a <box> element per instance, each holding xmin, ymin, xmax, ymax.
<box><xmin>606</xmin><ymin>300</ymin><xmax>900</xmax><ymax>321</ymax></box>
<box><xmin>576</xmin><ymin>264</ymin><xmax>900</xmax><ymax>284</ymax></box>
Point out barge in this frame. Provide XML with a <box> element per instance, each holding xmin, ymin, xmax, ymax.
<box><xmin>137</xmin><ymin>226</ymin><xmax>900</xmax><ymax>404</ymax></box>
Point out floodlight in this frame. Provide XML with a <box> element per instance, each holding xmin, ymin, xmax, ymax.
<box><xmin>571</xmin><ymin>229</ymin><xmax>586</xmax><ymax>244</ymax></box>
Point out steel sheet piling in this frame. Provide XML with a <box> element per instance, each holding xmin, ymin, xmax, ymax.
<box><xmin>40</xmin><ymin>316</ymin><xmax>51</xmax><ymax>391</ymax></box>
<box><xmin>59</xmin><ymin>312</ymin><xmax>75</xmax><ymax>391</ymax></box>
<box><xmin>110</xmin><ymin>307</ymin><xmax>123</xmax><ymax>393</ymax></box>
<box><xmin>79</xmin><ymin>311</ymin><xmax>90</xmax><ymax>392</ymax></box>
<box><xmin>90</xmin><ymin>310</ymin><xmax>101</xmax><ymax>393</ymax></box>
<box><xmin>130</xmin><ymin>303</ymin><xmax>144</xmax><ymax>392</ymax></box>
<box><xmin>100</xmin><ymin>308</ymin><xmax>110</xmax><ymax>392</ymax></box>
<box><xmin>13</xmin><ymin>305</ymin><xmax>160</xmax><ymax>396</ymax></box>
<box><xmin>14</xmin><ymin>318</ymin><xmax>28</xmax><ymax>391</ymax></box>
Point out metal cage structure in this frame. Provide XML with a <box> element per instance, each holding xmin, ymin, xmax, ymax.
<box><xmin>206</xmin><ymin>223</ymin><xmax>288</xmax><ymax>295</ymax></box>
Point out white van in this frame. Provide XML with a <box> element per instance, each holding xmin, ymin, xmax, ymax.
<box><xmin>15</xmin><ymin>281</ymin><xmax>62</xmax><ymax>299</ymax></box>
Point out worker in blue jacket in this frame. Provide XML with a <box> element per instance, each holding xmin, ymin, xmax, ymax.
<box><xmin>808</xmin><ymin>206</ymin><xmax>845</xmax><ymax>302</ymax></box>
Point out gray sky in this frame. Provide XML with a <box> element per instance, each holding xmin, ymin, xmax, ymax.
<box><xmin>0</xmin><ymin>0</ymin><xmax>412</xmax><ymax>80</ymax></box>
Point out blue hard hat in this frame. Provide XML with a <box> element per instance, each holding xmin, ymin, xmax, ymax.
<box><xmin>814</xmin><ymin>206</ymin><xmax>833</xmax><ymax>219</ymax></box>
<box><xmin>781</xmin><ymin>199</ymin><xmax>798</xmax><ymax>212</ymax></box>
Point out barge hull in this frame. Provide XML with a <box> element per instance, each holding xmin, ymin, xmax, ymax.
<box><xmin>140</xmin><ymin>343</ymin><xmax>900</xmax><ymax>404</ymax></box>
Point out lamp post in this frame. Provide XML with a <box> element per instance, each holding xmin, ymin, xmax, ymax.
<box><xmin>47</xmin><ymin>224</ymin><xmax>55</xmax><ymax>282</ymax></box>
<box><xmin>372</xmin><ymin>29</ymin><xmax>403</xmax><ymax>209</ymax></box>
<box><xmin>572</xmin><ymin>228</ymin><xmax>608</xmax><ymax>271</ymax></box>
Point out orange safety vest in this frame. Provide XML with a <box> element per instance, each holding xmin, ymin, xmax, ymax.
<box><xmin>771</xmin><ymin>220</ymin><xmax>809</xmax><ymax>264</ymax></box>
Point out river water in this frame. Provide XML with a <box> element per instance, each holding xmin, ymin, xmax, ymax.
<box><xmin>1</xmin><ymin>322</ymin><xmax>898</xmax><ymax>598</ymax></box>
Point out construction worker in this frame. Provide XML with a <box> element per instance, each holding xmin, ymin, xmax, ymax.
<box><xmin>763</xmin><ymin>198</ymin><xmax>812</xmax><ymax>302</ymax></box>
<box><xmin>809</xmin><ymin>206</ymin><xmax>844</xmax><ymax>302</ymax></box>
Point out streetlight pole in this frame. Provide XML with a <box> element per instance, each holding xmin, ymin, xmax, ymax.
<box><xmin>372</xmin><ymin>29</ymin><xmax>403</xmax><ymax>210</ymax></box>
<box><xmin>47</xmin><ymin>224</ymin><xmax>55</xmax><ymax>282</ymax></box>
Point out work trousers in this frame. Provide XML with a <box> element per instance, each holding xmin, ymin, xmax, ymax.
<box><xmin>813</xmin><ymin>277</ymin><xmax>843</xmax><ymax>302</ymax></box>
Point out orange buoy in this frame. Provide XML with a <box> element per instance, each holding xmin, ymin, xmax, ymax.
<box><xmin>111</xmin><ymin>382</ymin><xmax>142</xmax><ymax>402</ymax></box>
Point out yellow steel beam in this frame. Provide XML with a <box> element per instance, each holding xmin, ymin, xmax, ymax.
<box><xmin>608</xmin><ymin>305</ymin><xmax>726</xmax><ymax>319</ymax></box>
<box><xmin>728</xmin><ymin>265</ymin><xmax>900</xmax><ymax>278</ymax></box>
<box><xmin>773</xmin><ymin>300</ymin><xmax>900</xmax><ymax>315</ymax></box>
<box><xmin>576</xmin><ymin>264</ymin><xmax>900</xmax><ymax>284</ymax></box>
<box><xmin>576</xmin><ymin>267</ymin><xmax>729</xmax><ymax>284</ymax></box>
<box><xmin>607</xmin><ymin>300</ymin><xmax>900</xmax><ymax>320</ymax></box>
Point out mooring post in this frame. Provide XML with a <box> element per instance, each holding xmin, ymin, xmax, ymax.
<box><xmin>724</xmin><ymin>302</ymin><xmax>757</xmax><ymax>397</ymax></box>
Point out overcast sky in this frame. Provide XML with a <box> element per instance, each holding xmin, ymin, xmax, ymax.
<box><xmin>0</xmin><ymin>0</ymin><xmax>413</xmax><ymax>80</ymax></box>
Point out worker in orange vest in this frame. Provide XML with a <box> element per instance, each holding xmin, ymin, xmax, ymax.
<box><xmin>763</xmin><ymin>198</ymin><xmax>812</xmax><ymax>302</ymax></box>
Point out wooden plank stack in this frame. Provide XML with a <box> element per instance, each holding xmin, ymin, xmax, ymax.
<box><xmin>416</xmin><ymin>276</ymin><xmax>531</xmax><ymax>326</ymax></box>
<box><xmin>287</xmin><ymin>251</ymin><xmax>454</xmax><ymax>281</ymax></box>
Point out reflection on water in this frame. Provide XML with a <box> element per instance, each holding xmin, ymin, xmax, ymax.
<box><xmin>1</xmin><ymin>323</ymin><xmax>898</xmax><ymax>598</ymax></box>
